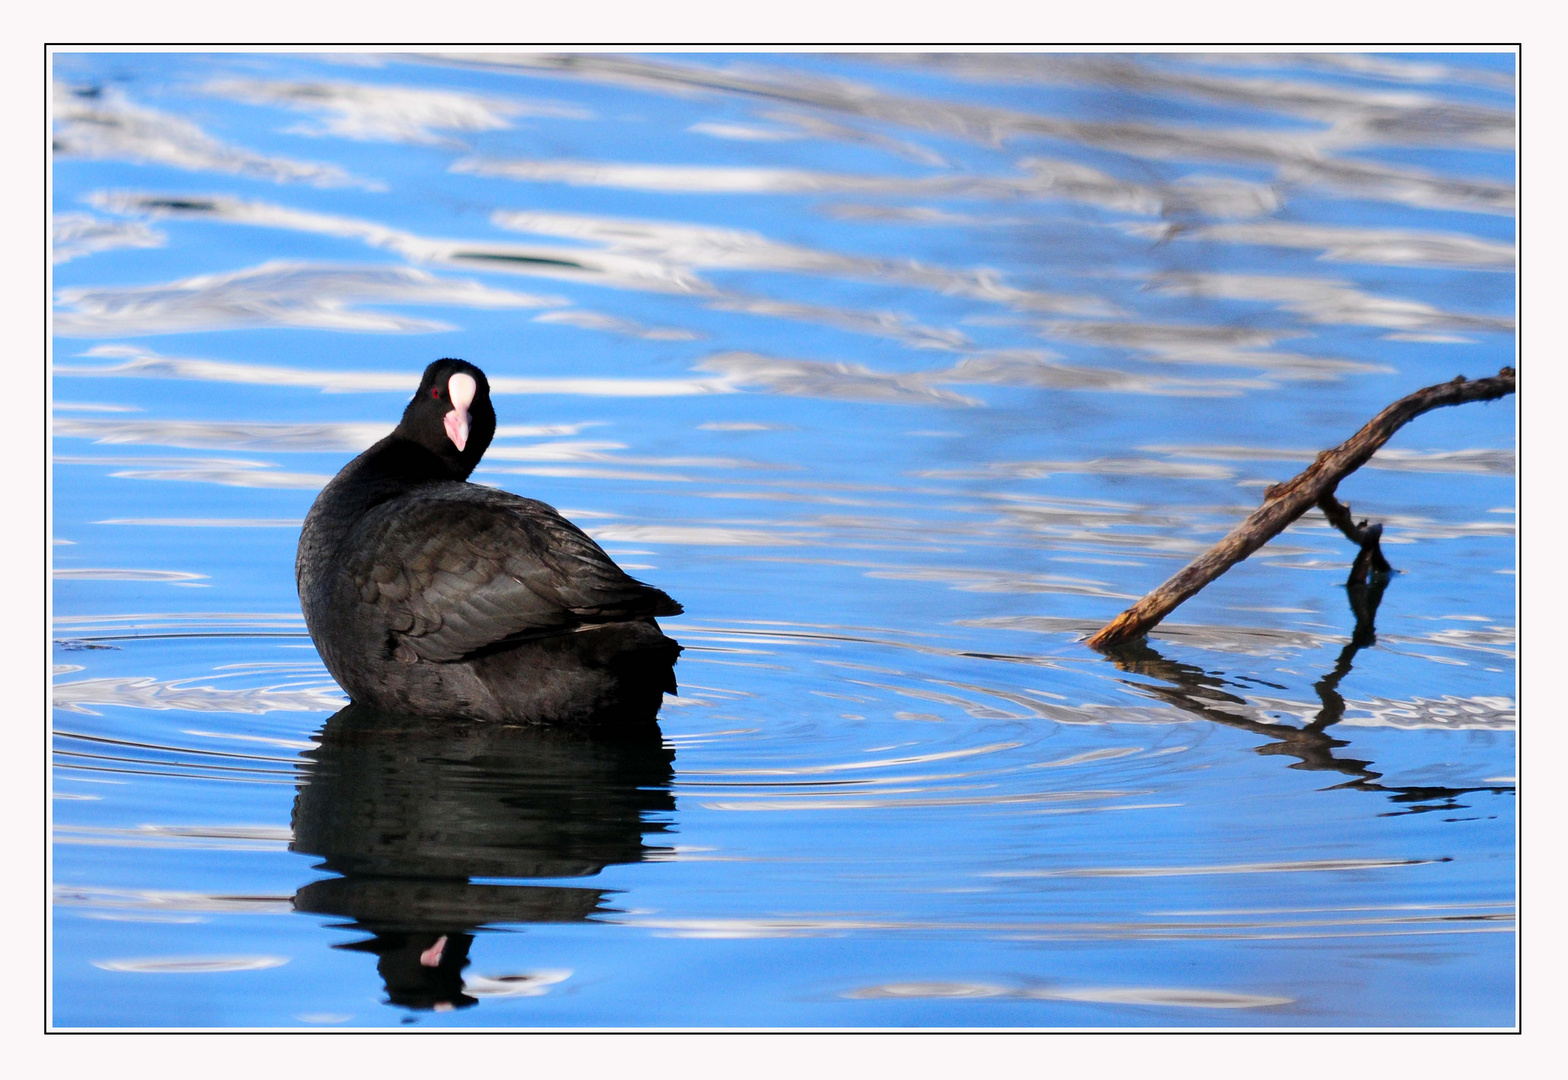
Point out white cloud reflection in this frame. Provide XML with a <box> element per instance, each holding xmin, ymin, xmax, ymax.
<box><xmin>455</xmin><ymin>155</ymin><xmax>1280</xmax><ymax>219</ymax></box>
<box><xmin>58</xmin><ymin>452</ymin><xmax>334</xmax><ymax>489</ymax></box>
<box><xmin>53</xmin><ymin>261</ymin><xmax>564</xmax><ymax>336</ymax></box>
<box><xmin>93</xmin><ymin>190</ymin><xmax>1106</xmax><ymax>322</ymax></box>
<box><xmin>1146</xmin><ymin>272</ymin><xmax>1513</xmax><ymax>334</ymax></box>
<box><xmin>532</xmin><ymin>309</ymin><xmax>700</xmax><ymax>341</ymax></box>
<box><xmin>694</xmin><ymin>110</ymin><xmax>952</xmax><ymax>168</ymax></box>
<box><xmin>58</xmin><ymin>344</ymin><xmax>739</xmax><ymax>398</ymax></box>
<box><xmin>205</xmin><ymin>78</ymin><xmax>588</xmax><ymax>145</ymax></box>
<box><xmin>845</xmin><ymin>980</ymin><xmax>1292</xmax><ymax>1008</ymax></box>
<box><xmin>53</xmin><ymin>83</ymin><xmax>368</xmax><ymax>188</ymax></box>
<box><xmin>689</xmin><ymin>121</ymin><xmax>802</xmax><ymax>141</ymax></box>
<box><xmin>900</xmin><ymin>53</ymin><xmax>1513</xmax><ymax>150</ymax></box>
<box><xmin>58</xmin><ymin>342</ymin><xmax>1260</xmax><ymax>417</ymax></box>
<box><xmin>695</xmin><ymin>350</ymin><xmax>1263</xmax><ymax>404</ymax></box>
<box><xmin>88</xmin><ymin>190</ymin><xmax>1108</xmax><ymax>343</ymax></box>
<box><xmin>432</xmin><ymin>53</ymin><xmax>1513</xmax><ymax>214</ymax></box>
<box><xmin>1199</xmin><ymin>52</ymin><xmax>1515</xmax><ymax>91</ymax></box>
<box><xmin>55</xmin><ymin>417</ymin><xmax>397</xmax><ymax>452</ymax></box>
<box><xmin>489</xmin><ymin>208</ymin><xmax>1115</xmax><ymax>320</ymax></box>
<box><xmin>53</xmin><ymin>568</ymin><xmax>207</xmax><ymax>582</ymax></box>
<box><xmin>87</xmin><ymin>189</ymin><xmax>1508</xmax><ymax>363</ymax></box>
<box><xmin>53</xmin><ymin>213</ymin><xmax>165</xmax><ymax>264</ymax></box>
<box><xmin>54</xmin><ymin>674</ymin><xmax>346</xmax><ymax>715</ymax></box>
<box><xmin>1125</xmin><ymin>220</ymin><xmax>1514</xmax><ymax>271</ymax></box>
<box><xmin>1143</xmin><ymin>444</ymin><xmax>1515</xmax><ymax>477</ymax></box>
<box><xmin>695</xmin><ymin>352</ymin><xmax>979</xmax><ymax>406</ymax></box>
<box><xmin>1030</xmin><ymin>321</ymin><xmax>1391</xmax><ymax>381</ymax></box>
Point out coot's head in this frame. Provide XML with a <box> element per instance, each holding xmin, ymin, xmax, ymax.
<box><xmin>396</xmin><ymin>359</ymin><xmax>497</xmax><ymax>480</ymax></box>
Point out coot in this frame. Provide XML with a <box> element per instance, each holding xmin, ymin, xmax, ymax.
<box><xmin>296</xmin><ymin>358</ymin><xmax>682</xmax><ymax>724</ymax></box>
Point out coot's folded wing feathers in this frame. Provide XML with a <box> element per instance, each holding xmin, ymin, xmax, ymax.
<box><xmin>346</xmin><ymin>487</ymin><xmax>679</xmax><ymax>664</ymax></box>
<box><xmin>514</xmin><ymin>503</ymin><xmax>683</xmax><ymax>619</ymax></box>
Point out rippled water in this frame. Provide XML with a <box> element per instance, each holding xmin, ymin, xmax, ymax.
<box><xmin>50</xmin><ymin>51</ymin><xmax>1516</xmax><ymax>1028</ymax></box>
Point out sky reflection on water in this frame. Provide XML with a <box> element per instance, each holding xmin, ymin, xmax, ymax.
<box><xmin>51</xmin><ymin>50</ymin><xmax>1515</xmax><ymax>1029</ymax></box>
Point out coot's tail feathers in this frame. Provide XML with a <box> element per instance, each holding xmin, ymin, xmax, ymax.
<box><xmin>635</xmin><ymin>583</ymin><xmax>683</xmax><ymax>618</ymax></box>
<box><xmin>572</xmin><ymin>580</ymin><xmax>682</xmax><ymax>622</ymax></box>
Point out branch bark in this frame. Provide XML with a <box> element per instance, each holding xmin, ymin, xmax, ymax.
<box><xmin>1086</xmin><ymin>367</ymin><xmax>1515</xmax><ymax>650</ymax></box>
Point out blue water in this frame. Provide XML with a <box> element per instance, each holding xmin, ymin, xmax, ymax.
<box><xmin>51</xmin><ymin>50</ymin><xmax>1516</xmax><ymax>1028</ymax></box>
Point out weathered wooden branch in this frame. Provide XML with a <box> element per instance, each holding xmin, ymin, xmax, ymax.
<box><xmin>1086</xmin><ymin>367</ymin><xmax>1515</xmax><ymax>649</ymax></box>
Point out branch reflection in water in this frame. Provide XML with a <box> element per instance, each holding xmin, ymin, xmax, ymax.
<box><xmin>288</xmin><ymin>638</ymin><xmax>678</xmax><ymax>1013</ymax></box>
<box><xmin>1101</xmin><ymin>573</ymin><xmax>1513</xmax><ymax>814</ymax></box>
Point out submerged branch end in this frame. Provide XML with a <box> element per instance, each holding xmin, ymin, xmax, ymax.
<box><xmin>1316</xmin><ymin>492</ymin><xmax>1392</xmax><ymax>583</ymax></box>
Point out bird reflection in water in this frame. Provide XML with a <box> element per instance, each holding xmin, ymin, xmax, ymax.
<box><xmin>1102</xmin><ymin>573</ymin><xmax>1512</xmax><ymax>813</ymax></box>
<box><xmin>289</xmin><ymin>632</ymin><xmax>678</xmax><ymax>1013</ymax></box>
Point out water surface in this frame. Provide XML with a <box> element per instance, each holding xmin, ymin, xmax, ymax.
<box><xmin>51</xmin><ymin>50</ymin><xmax>1516</xmax><ymax>1028</ymax></box>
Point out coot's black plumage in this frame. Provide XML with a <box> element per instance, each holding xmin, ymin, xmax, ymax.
<box><xmin>296</xmin><ymin>359</ymin><xmax>681</xmax><ymax>725</ymax></box>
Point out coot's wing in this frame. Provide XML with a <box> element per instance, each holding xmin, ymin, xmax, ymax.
<box><xmin>345</xmin><ymin>487</ymin><xmax>681</xmax><ymax>664</ymax></box>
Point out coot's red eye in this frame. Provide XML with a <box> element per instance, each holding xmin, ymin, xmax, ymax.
<box><xmin>430</xmin><ymin>388</ymin><xmax>441</xmax><ymax>399</ymax></box>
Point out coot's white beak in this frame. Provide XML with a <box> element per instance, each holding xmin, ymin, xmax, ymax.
<box><xmin>444</xmin><ymin>372</ymin><xmax>476</xmax><ymax>452</ymax></box>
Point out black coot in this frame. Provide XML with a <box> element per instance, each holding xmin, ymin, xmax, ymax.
<box><xmin>296</xmin><ymin>359</ymin><xmax>682</xmax><ymax>725</ymax></box>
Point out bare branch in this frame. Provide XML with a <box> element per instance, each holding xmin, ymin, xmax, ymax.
<box><xmin>1086</xmin><ymin>367</ymin><xmax>1515</xmax><ymax>650</ymax></box>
